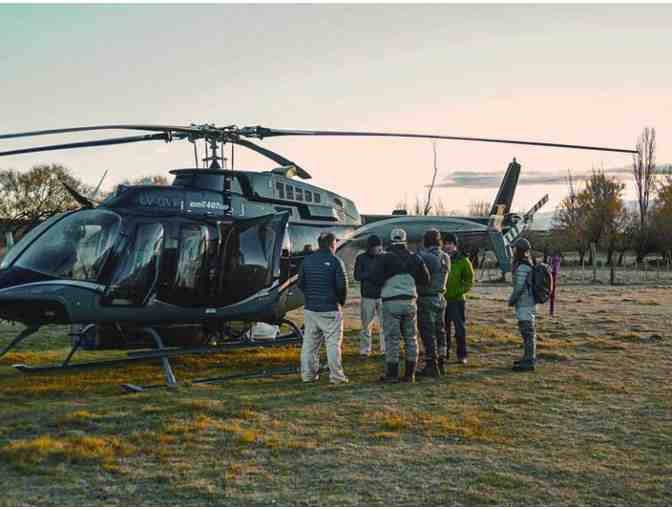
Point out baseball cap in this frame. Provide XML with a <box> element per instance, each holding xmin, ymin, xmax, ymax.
<box><xmin>390</xmin><ymin>228</ymin><xmax>407</xmax><ymax>243</ymax></box>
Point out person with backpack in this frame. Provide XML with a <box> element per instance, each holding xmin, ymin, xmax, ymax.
<box><xmin>508</xmin><ymin>237</ymin><xmax>552</xmax><ymax>372</ymax></box>
<box><xmin>415</xmin><ymin>229</ymin><xmax>450</xmax><ymax>378</ymax></box>
<box><xmin>354</xmin><ymin>235</ymin><xmax>385</xmax><ymax>357</ymax></box>
<box><xmin>370</xmin><ymin>228</ymin><xmax>430</xmax><ymax>383</ymax></box>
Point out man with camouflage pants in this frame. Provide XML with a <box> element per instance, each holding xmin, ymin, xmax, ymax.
<box><xmin>416</xmin><ymin>229</ymin><xmax>451</xmax><ymax>378</ymax></box>
<box><xmin>370</xmin><ymin>228</ymin><xmax>430</xmax><ymax>383</ymax></box>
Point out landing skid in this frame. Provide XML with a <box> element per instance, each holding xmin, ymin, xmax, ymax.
<box><xmin>121</xmin><ymin>363</ymin><xmax>329</xmax><ymax>393</ymax></box>
<box><xmin>7</xmin><ymin>319</ymin><xmax>304</xmax><ymax>390</ymax></box>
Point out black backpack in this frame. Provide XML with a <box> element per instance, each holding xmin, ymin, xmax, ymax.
<box><xmin>528</xmin><ymin>262</ymin><xmax>553</xmax><ymax>304</ymax></box>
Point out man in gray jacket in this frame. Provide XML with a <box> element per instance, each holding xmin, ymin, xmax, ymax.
<box><xmin>416</xmin><ymin>229</ymin><xmax>451</xmax><ymax>378</ymax></box>
<box><xmin>298</xmin><ymin>232</ymin><xmax>349</xmax><ymax>384</ymax></box>
<box><xmin>508</xmin><ymin>238</ymin><xmax>537</xmax><ymax>372</ymax></box>
<box><xmin>370</xmin><ymin>228</ymin><xmax>430</xmax><ymax>383</ymax></box>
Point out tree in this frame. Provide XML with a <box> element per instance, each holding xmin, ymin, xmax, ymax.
<box><xmin>0</xmin><ymin>164</ymin><xmax>90</xmax><ymax>232</ymax></box>
<box><xmin>578</xmin><ymin>169</ymin><xmax>627</xmax><ymax>265</ymax></box>
<box><xmin>650</xmin><ymin>174</ymin><xmax>672</xmax><ymax>261</ymax></box>
<box><xmin>468</xmin><ymin>200</ymin><xmax>491</xmax><ymax>217</ymax></box>
<box><xmin>632</xmin><ymin>127</ymin><xmax>657</xmax><ymax>261</ymax></box>
<box><xmin>122</xmin><ymin>174</ymin><xmax>169</xmax><ymax>186</ymax></box>
<box><xmin>553</xmin><ymin>171</ymin><xmax>589</xmax><ymax>264</ymax></box>
<box><xmin>552</xmin><ymin>169</ymin><xmax>627</xmax><ymax>265</ymax></box>
<box><xmin>423</xmin><ymin>142</ymin><xmax>439</xmax><ymax>215</ymax></box>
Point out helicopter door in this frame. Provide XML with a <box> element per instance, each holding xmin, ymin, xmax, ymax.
<box><xmin>164</xmin><ymin>223</ymin><xmax>219</xmax><ymax>307</ymax></box>
<box><xmin>216</xmin><ymin>213</ymin><xmax>289</xmax><ymax>306</ymax></box>
<box><xmin>103</xmin><ymin>222</ymin><xmax>164</xmax><ymax>306</ymax></box>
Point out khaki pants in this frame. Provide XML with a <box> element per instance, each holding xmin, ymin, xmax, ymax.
<box><xmin>301</xmin><ymin>309</ymin><xmax>348</xmax><ymax>384</ymax></box>
<box><xmin>359</xmin><ymin>297</ymin><xmax>385</xmax><ymax>355</ymax></box>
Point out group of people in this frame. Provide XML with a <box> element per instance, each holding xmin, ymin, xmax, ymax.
<box><xmin>297</xmin><ymin>228</ymin><xmax>537</xmax><ymax>385</ymax></box>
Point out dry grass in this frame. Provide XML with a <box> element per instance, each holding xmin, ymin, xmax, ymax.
<box><xmin>0</xmin><ymin>283</ymin><xmax>671</xmax><ymax>505</ymax></box>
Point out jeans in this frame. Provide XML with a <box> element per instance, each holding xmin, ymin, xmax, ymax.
<box><xmin>445</xmin><ymin>300</ymin><xmax>467</xmax><ymax>360</ymax></box>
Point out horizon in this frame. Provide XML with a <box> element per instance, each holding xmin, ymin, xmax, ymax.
<box><xmin>1</xmin><ymin>4</ymin><xmax>670</xmax><ymax>215</ymax></box>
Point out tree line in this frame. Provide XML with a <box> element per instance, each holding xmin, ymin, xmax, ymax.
<box><xmin>551</xmin><ymin>127</ymin><xmax>672</xmax><ymax>264</ymax></box>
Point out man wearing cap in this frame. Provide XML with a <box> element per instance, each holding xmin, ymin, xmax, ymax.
<box><xmin>443</xmin><ymin>232</ymin><xmax>475</xmax><ymax>369</ymax></box>
<box><xmin>415</xmin><ymin>229</ymin><xmax>451</xmax><ymax>378</ymax></box>
<box><xmin>354</xmin><ymin>235</ymin><xmax>385</xmax><ymax>357</ymax></box>
<box><xmin>508</xmin><ymin>237</ymin><xmax>537</xmax><ymax>371</ymax></box>
<box><xmin>298</xmin><ymin>232</ymin><xmax>349</xmax><ymax>384</ymax></box>
<box><xmin>370</xmin><ymin>228</ymin><xmax>430</xmax><ymax>383</ymax></box>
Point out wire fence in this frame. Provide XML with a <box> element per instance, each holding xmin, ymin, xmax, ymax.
<box><xmin>476</xmin><ymin>256</ymin><xmax>672</xmax><ymax>286</ymax></box>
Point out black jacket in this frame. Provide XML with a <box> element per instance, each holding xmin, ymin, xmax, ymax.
<box><xmin>297</xmin><ymin>248</ymin><xmax>348</xmax><ymax>312</ymax></box>
<box><xmin>370</xmin><ymin>244</ymin><xmax>430</xmax><ymax>301</ymax></box>
<box><xmin>354</xmin><ymin>251</ymin><xmax>383</xmax><ymax>299</ymax></box>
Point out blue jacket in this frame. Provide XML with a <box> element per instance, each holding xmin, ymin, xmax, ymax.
<box><xmin>508</xmin><ymin>259</ymin><xmax>536</xmax><ymax>321</ymax></box>
<box><xmin>297</xmin><ymin>248</ymin><xmax>348</xmax><ymax>312</ymax></box>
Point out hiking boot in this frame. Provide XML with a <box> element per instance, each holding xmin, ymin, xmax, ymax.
<box><xmin>401</xmin><ymin>361</ymin><xmax>416</xmax><ymax>383</ymax></box>
<box><xmin>416</xmin><ymin>358</ymin><xmax>440</xmax><ymax>378</ymax></box>
<box><xmin>437</xmin><ymin>356</ymin><xmax>447</xmax><ymax>376</ymax></box>
<box><xmin>379</xmin><ymin>362</ymin><xmax>400</xmax><ymax>383</ymax></box>
<box><xmin>512</xmin><ymin>359</ymin><xmax>536</xmax><ymax>372</ymax></box>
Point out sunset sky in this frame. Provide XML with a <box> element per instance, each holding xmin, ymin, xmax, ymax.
<box><xmin>2</xmin><ymin>4</ymin><xmax>670</xmax><ymax>215</ymax></box>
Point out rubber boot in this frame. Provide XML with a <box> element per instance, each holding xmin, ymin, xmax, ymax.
<box><xmin>513</xmin><ymin>328</ymin><xmax>536</xmax><ymax>372</ymax></box>
<box><xmin>401</xmin><ymin>360</ymin><xmax>416</xmax><ymax>383</ymax></box>
<box><xmin>437</xmin><ymin>356</ymin><xmax>447</xmax><ymax>376</ymax></box>
<box><xmin>379</xmin><ymin>362</ymin><xmax>400</xmax><ymax>383</ymax></box>
<box><xmin>416</xmin><ymin>358</ymin><xmax>440</xmax><ymax>378</ymax></box>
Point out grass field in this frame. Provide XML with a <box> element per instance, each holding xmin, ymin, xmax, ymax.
<box><xmin>0</xmin><ymin>283</ymin><xmax>671</xmax><ymax>505</ymax></box>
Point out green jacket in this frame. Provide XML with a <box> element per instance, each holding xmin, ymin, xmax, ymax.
<box><xmin>444</xmin><ymin>252</ymin><xmax>475</xmax><ymax>301</ymax></box>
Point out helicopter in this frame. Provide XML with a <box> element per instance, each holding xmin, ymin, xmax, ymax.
<box><xmin>0</xmin><ymin>123</ymin><xmax>637</xmax><ymax>389</ymax></box>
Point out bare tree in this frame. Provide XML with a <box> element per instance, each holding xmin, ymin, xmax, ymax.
<box><xmin>122</xmin><ymin>174</ymin><xmax>169</xmax><ymax>186</ymax></box>
<box><xmin>632</xmin><ymin>127</ymin><xmax>657</xmax><ymax>260</ymax></box>
<box><xmin>468</xmin><ymin>200</ymin><xmax>491</xmax><ymax>217</ymax></box>
<box><xmin>423</xmin><ymin>142</ymin><xmax>439</xmax><ymax>216</ymax></box>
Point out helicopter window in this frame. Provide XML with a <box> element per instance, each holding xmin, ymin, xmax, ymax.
<box><xmin>14</xmin><ymin>210</ymin><xmax>121</xmax><ymax>281</ymax></box>
<box><xmin>106</xmin><ymin>223</ymin><xmax>163</xmax><ymax>305</ymax></box>
<box><xmin>305</xmin><ymin>190</ymin><xmax>313</xmax><ymax>203</ymax></box>
<box><xmin>276</xmin><ymin>182</ymin><xmax>285</xmax><ymax>199</ymax></box>
<box><xmin>295</xmin><ymin>188</ymin><xmax>304</xmax><ymax>201</ymax></box>
<box><xmin>314</xmin><ymin>192</ymin><xmax>321</xmax><ymax>204</ymax></box>
<box><xmin>175</xmin><ymin>225</ymin><xmax>206</xmax><ymax>294</ymax></box>
<box><xmin>286</xmin><ymin>185</ymin><xmax>294</xmax><ymax>200</ymax></box>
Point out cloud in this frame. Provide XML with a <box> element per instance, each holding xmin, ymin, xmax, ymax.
<box><xmin>430</xmin><ymin>164</ymin><xmax>672</xmax><ymax>189</ymax></box>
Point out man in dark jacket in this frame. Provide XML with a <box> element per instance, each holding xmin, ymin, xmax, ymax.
<box><xmin>370</xmin><ymin>228</ymin><xmax>430</xmax><ymax>383</ymax></box>
<box><xmin>443</xmin><ymin>233</ymin><xmax>475</xmax><ymax>367</ymax></box>
<box><xmin>416</xmin><ymin>229</ymin><xmax>451</xmax><ymax>378</ymax></box>
<box><xmin>298</xmin><ymin>232</ymin><xmax>349</xmax><ymax>384</ymax></box>
<box><xmin>354</xmin><ymin>235</ymin><xmax>385</xmax><ymax>356</ymax></box>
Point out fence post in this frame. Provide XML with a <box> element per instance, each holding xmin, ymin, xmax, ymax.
<box><xmin>590</xmin><ymin>243</ymin><xmax>597</xmax><ymax>282</ymax></box>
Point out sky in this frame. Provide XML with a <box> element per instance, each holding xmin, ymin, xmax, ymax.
<box><xmin>1</xmin><ymin>4</ymin><xmax>671</xmax><ymax>216</ymax></box>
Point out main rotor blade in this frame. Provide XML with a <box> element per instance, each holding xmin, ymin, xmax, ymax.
<box><xmin>232</xmin><ymin>138</ymin><xmax>312</xmax><ymax>179</ymax></box>
<box><xmin>0</xmin><ymin>133</ymin><xmax>172</xmax><ymax>157</ymax></box>
<box><xmin>244</xmin><ymin>127</ymin><xmax>638</xmax><ymax>154</ymax></box>
<box><xmin>0</xmin><ymin>124</ymin><xmax>204</xmax><ymax>141</ymax></box>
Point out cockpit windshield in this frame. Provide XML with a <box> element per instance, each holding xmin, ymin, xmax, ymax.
<box><xmin>15</xmin><ymin>210</ymin><xmax>121</xmax><ymax>281</ymax></box>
